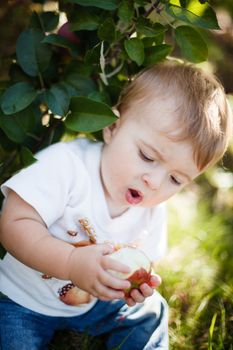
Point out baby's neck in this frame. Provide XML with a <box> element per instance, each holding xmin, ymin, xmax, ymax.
<box><xmin>106</xmin><ymin>199</ymin><xmax>129</xmax><ymax>219</ymax></box>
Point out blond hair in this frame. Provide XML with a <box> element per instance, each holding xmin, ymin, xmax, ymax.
<box><xmin>116</xmin><ymin>62</ymin><xmax>232</xmax><ymax>170</ymax></box>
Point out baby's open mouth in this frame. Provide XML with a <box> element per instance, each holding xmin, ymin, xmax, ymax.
<box><xmin>125</xmin><ymin>188</ymin><xmax>143</xmax><ymax>205</ymax></box>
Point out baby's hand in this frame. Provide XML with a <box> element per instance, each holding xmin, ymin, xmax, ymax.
<box><xmin>67</xmin><ymin>243</ymin><xmax>131</xmax><ymax>301</ymax></box>
<box><xmin>125</xmin><ymin>274</ymin><xmax>162</xmax><ymax>307</ymax></box>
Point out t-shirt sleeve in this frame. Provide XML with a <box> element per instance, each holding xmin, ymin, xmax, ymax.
<box><xmin>140</xmin><ymin>203</ymin><xmax>167</xmax><ymax>262</ymax></box>
<box><xmin>1</xmin><ymin>143</ymin><xmax>84</xmax><ymax>227</ymax></box>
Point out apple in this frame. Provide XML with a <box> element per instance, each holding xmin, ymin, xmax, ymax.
<box><xmin>109</xmin><ymin>246</ymin><xmax>152</xmax><ymax>297</ymax></box>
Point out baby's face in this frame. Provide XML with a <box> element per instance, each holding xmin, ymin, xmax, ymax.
<box><xmin>101</xmin><ymin>97</ymin><xmax>201</xmax><ymax>217</ymax></box>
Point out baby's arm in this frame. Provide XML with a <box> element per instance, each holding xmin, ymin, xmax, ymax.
<box><xmin>0</xmin><ymin>190</ymin><xmax>131</xmax><ymax>301</ymax></box>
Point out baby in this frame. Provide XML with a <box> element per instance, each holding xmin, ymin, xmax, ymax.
<box><xmin>0</xmin><ymin>62</ymin><xmax>232</xmax><ymax>350</ymax></box>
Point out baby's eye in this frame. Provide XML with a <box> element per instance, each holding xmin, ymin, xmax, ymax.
<box><xmin>170</xmin><ymin>175</ymin><xmax>181</xmax><ymax>186</ymax></box>
<box><xmin>139</xmin><ymin>150</ymin><xmax>154</xmax><ymax>162</ymax></box>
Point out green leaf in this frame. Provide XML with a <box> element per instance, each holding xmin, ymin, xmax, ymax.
<box><xmin>124</xmin><ymin>38</ymin><xmax>144</xmax><ymax>66</ymax></box>
<box><xmin>98</xmin><ymin>18</ymin><xmax>116</xmax><ymax>42</ymax></box>
<box><xmin>64</xmin><ymin>61</ymin><xmax>93</xmax><ymax>77</ymax></box>
<box><xmin>88</xmin><ymin>91</ymin><xmax>111</xmax><ymax>105</ymax></box>
<box><xmin>118</xmin><ymin>0</ymin><xmax>134</xmax><ymax>24</ymax></box>
<box><xmin>1</xmin><ymin>82</ymin><xmax>37</xmax><ymax>115</ymax></box>
<box><xmin>136</xmin><ymin>18</ymin><xmax>166</xmax><ymax>37</ymax></box>
<box><xmin>70</xmin><ymin>8</ymin><xmax>99</xmax><ymax>31</ymax></box>
<box><xmin>16</xmin><ymin>28</ymin><xmax>52</xmax><ymax>76</ymax></box>
<box><xmin>59</xmin><ymin>82</ymin><xmax>77</xmax><ymax>99</ymax></box>
<box><xmin>179</xmin><ymin>0</ymin><xmax>187</xmax><ymax>7</ymax></box>
<box><xmin>166</xmin><ymin>4</ymin><xmax>220</xmax><ymax>30</ymax></box>
<box><xmin>66</xmin><ymin>0</ymin><xmax>119</xmax><ymax>10</ymax></box>
<box><xmin>20</xmin><ymin>146</ymin><xmax>37</xmax><ymax>167</ymax></box>
<box><xmin>64</xmin><ymin>74</ymin><xmax>96</xmax><ymax>96</ymax></box>
<box><xmin>209</xmin><ymin>312</ymin><xmax>218</xmax><ymax>345</ymax></box>
<box><xmin>85</xmin><ymin>43</ymin><xmax>101</xmax><ymax>64</ymax></box>
<box><xmin>30</xmin><ymin>11</ymin><xmax>59</xmax><ymax>32</ymax></box>
<box><xmin>144</xmin><ymin>44</ymin><xmax>172</xmax><ymax>65</ymax></box>
<box><xmin>175</xmin><ymin>25</ymin><xmax>208</xmax><ymax>63</ymax></box>
<box><xmin>40</xmin><ymin>11</ymin><xmax>60</xmax><ymax>31</ymax></box>
<box><xmin>65</xmin><ymin>97</ymin><xmax>117</xmax><ymax>132</ymax></box>
<box><xmin>0</xmin><ymin>106</ymin><xmax>36</xmax><ymax>143</ymax></box>
<box><xmin>42</xmin><ymin>34</ymin><xmax>79</xmax><ymax>55</ymax></box>
<box><xmin>45</xmin><ymin>84</ymin><xmax>70</xmax><ymax>117</ymax></box>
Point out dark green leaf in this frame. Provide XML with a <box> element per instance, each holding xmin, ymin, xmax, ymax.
<box><xmin>136</xmin><ymin>18</ymin><xmax>166</xmax><ymax>37</ymax></box>
<box><xmin>0</xmin><ymin>106</ymin><xmax>36</xmax><ymax>143</ymax></box>
<box><xmin>64</xmin><ymin>74</ymin><xmax>96</xmax><ymax>96</ymax></box>
<box><xmin>70</xmin><ymin>8</ymin><xmax>99</xmax><ymax>31</ymax></box>
<box><xmin>16</xmin><ymin>28</ymin><xmax>52</xmax><ymax>76</ymax></box>
<box><xmin>144</xmin><ymin>44</ymin><xmax>172</xmax><ymax>65</ymax></box>
<box><xmin>88</xmin><ymin>91</ymin><xmax>111</xmax><ymax>105</ymax></box>
<box><xmin>97</xmin><ymin>18</ymin><xmax>116</xmax><ymax>42</ymax></box>
<box><xmin>166</xmin><ymin>4</ymin><xmax>220</xmax><ymax>30</ymax></box>
<box><xmin>124</xmin><ymin>38</ymin><xmax>145</xmax><ymax>66</ymax></box>
<box><xmin>118</xmin><ymin>0</ymin><xmax>134</xmax><ymax>24</ymax></box>
<box><xmin>43</xmin><ymin>34</ymin><xmax>79</xmax><ymax>55</ymax></box>
<box><xmin>41</xmin><ymin>11</ymin><xmax>59</xmax><ymax>31</ymax></box>
<box><xmin>20</xmin><ymin>146</ymin><xmax>37</xmax><ymax>167</ymax></box>
<box><xmin>59</xmin><ymin>82</ymin><xmax>77</xmax><ymax>99</ymax></box>
<box><xmin>1</xmin><ymin>82</ymin><xmax>37</xmax><ymax>115</ymax></box>
<box><xmin>85</xmin><ymin>43</ymin><xmax>101</xmax><ymax>64</ymax></box>
<box><xmin>45</xmin><ymin>84</ymin><xmax>70</xmax><ymax>116</ymax></box>
<box><xmin>142</xmin><ymin>33</ymin><xmax>164</xmax><ymax>46</ymax></box>
<box><xmin>66</xmin><ymin>0</ymin><xmax>119</xmax><ymax>10</ymax></box>
<box><xmin>175</xmin><ymin>25</ymin><xmax>208</xmax><ymax>63</ymax></box>
<box><xmin>0</xmin><ymin>128</ymin><xmax>17</xmax><ymax>151</ymax></box>
<box><xmin>29</xmin><ymin>11</ymin><xmax>59</xmax><ymax>32</ymax></box>
<box><xmin>64</xmin><ymin>61</ymin><xmax>93</xmax><ymax>77</ymax></box>
<box><xmin>179</xmin><ymin>0</ymin><xmax>187</xmax><ymax>7</ymax></box>
<box><xmin>65</xmin><ymin>97</ymin><xmax>117</xmax><ymax>132</ymax></box>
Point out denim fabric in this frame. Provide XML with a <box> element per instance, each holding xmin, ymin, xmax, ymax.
<box><xmin>0</xmin><ymin>291</ymin><xmax>168</xmax><ymax>350</ymax></box>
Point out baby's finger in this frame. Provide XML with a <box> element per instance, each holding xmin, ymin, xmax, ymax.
<box><xmin>95</xmin><ymin>243</ymin><xmax>115</xmax><ymax>256</ymax></box>
<box><xmin>100</xmin><ymin>270</ymin><xmax>131</xmax><ymax>290</ymax></box>
<box><xmin>94</xmin><ymin>282</ymin><xmax>125</xmax><ymax>300</ymax></box>
<box><xmin>130</xmin><ymin>289</ymin><xmax>145</xmax><ymax>303</ymax></box>
<box><xmin>139</xmin><ymin>283</ymin><xmax>154</xmax><ymax>298</ymax></box>
<box><xmin>102</xmin><ymin>256</ymin><xmax>131</xmax><ymax>274</ymax></box>
<box><xmin>125</xmin><ymin>297</ymin><xmax>136</xmax><ymax>307</ymax></box>
<box><xmin>149</xmin><ymin>274</ymin><xmax>162</xmax><ymax>287</ymax></box>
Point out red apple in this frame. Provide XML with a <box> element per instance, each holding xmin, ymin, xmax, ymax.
<box><xmin>109</xmin><ymin>247</ymin><xmax>152</xmax><ymax>297</ymax></box>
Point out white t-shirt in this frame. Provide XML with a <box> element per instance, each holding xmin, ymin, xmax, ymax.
<box><xmin>0</xmin><ymin>138</ymin><xmax>167</xmax><ymax>317</ymax></box>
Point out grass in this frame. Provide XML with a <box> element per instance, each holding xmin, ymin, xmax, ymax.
<box><xmin>156</xmin><ymin>184</ymin><xmax>233</xmax><ymax>350</ymax></box>
<box><xmin>51</xmin><ymin>182</ymin><xmax>233</xmax><ymax>349</ymax></box>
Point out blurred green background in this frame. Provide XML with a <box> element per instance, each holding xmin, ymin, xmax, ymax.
<box><xmin>0</xmin><ymin>1</ymin><xmax>233</xmax><ymax>349</ymax></box>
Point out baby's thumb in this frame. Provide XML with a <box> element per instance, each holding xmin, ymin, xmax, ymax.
<box><xmin>98</xmin><ymin>243</ymin><xmax>115</xmax><ymax>255</ymax></box>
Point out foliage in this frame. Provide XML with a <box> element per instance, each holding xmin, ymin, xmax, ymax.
<box><xmin>0</xmin><ymin>0</ymin><xmax>221</xmax><ymax>192</ymax></box>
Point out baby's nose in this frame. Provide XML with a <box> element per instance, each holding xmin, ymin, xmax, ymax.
<box><xmin>142</xmin><ymin>169</ymin><xmax>166</xmax><ymax>190</ymax></box>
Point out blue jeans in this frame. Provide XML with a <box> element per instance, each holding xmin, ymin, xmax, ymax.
<box><xmin>0</xmin><ymin>292</ymin><xmax>168</xmax><ymax>350</ymax></box>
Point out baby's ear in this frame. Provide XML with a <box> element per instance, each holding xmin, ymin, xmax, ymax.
<box><xmin>103</xmin><ymin>110</ymin><xmax>121</xmax><ymax>144</ymax></box>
